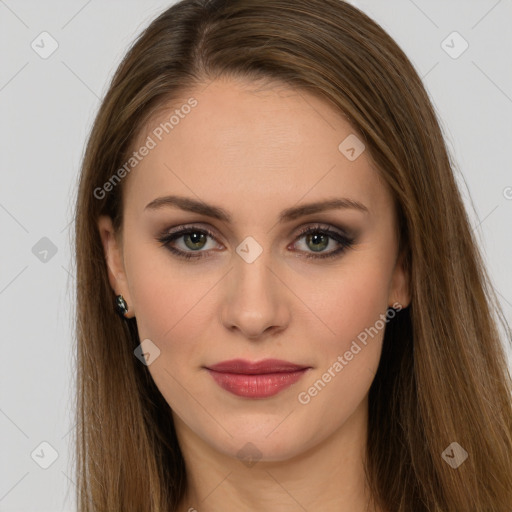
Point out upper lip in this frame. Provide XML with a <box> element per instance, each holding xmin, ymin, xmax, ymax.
<box><xmin>205</xmin><ymin>359</ymin><xmax>310</xmax><ymax>374</ymax></box>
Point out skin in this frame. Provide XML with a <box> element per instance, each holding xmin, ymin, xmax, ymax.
<box><xmin>98</xmin><ymin>76</ymin><xmax>410</xmax><ymax>512</ymax></box>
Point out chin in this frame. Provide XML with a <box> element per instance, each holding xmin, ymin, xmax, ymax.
<box><xmin>218</xmin><ymin>433</ymin><xmax>310</xmax><ymax>464</ymax></box>
<box><xmin>195</xmin><ymin>415</ymin><xmax>322</xmax><ymax>464</ymax></box>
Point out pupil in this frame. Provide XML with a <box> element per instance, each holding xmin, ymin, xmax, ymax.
<box><xmin>185</xmin><ymin>232</ymin><xmax>206</xmax><ymax>250</ymax></box>
<box><xmin>308</xmin><ymin>233</ymin><xmax>327</xmax><ymax>252</ymax></box>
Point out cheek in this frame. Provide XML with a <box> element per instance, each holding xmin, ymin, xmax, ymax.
<box><xmin>294</xmin><ymin>259</ymin><xmax>391</xmax><ymax>408</ymax></box>
<box><xmin>336</xmin><ymin>271</ymin><xmax>388</xmax><ymax>339</ymax></box>
<box><xmin>292</xmin><ymin>279</ymin><xmax>388</xmax><ymax>440</ymax></box>
<box><xmin>304</xmin><ymin>257</ymin><xmax>393</xmax><ymax>349</ymax></box>
<box><xmin>125</xmin><ymin>243</ymin><xmax>219</xmax><ymax>362</ymax></box>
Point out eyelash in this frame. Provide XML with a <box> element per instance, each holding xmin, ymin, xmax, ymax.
<box><xmin>156</xmin><ymin>223</ymin><xmax>356</xmax><ymax>261</ymax></box>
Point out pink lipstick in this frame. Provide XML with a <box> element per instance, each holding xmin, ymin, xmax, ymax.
<box><xmin>205</xmin><ymin>359</ymin><xmax>310</xmax><ymax>398</ymax></box>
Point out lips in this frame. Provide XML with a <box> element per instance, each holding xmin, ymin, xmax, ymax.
<box><xmin>206</xmin><ymin>358</ymin><xmax>309</xmax><ymax>374</ymax></box>
<box><xmin>205</xmin><ymin>359</ymin><xmax>311</xmax><ymax>398</ymax></box>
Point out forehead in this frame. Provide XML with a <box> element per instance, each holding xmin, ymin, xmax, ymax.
<box><xmin>123</xmin><ymin>77</ymin><xmax>392</xmax><ymax>221</ymax></box>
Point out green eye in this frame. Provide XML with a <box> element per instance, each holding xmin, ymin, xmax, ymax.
<box><xmin>156</xmin><ymin>224</ymin><xmax>355</xmax><ymax>261</ymax></box>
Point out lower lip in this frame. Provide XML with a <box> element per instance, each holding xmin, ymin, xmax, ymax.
<box><xmin>206</xmin><ymin>369</ymin><xmax>309</xmax><ymax>398</ymax></box>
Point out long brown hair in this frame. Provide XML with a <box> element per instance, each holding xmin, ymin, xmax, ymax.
<box><xmin>73</xmin><ymin>0</ymin><xmax>512</xmax><ymax>510</ymax></box>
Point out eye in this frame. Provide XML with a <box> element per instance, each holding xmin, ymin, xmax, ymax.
<box><xmin>289</xmin><ymin>224</ymin><xmax>356</xmax><ymax>259</ymax></box>
<box><xmin>156</xmin><ymin>226</ymin><xmax>222</xmax><ymax>260</ymax></box>
<box><xmin>156</xmin><ymin>223</ymin><xmax>356</xmax><ymax>260</ymax></box>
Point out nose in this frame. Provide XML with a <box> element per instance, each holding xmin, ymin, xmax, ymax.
<box><xmin>220</xmin><ymin>254</ymin><xmax>291</xmax><ymax>340</ymax></box>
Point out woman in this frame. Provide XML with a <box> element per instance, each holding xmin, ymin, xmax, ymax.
<box><xmin>73</xmin><ymin>0</ymin><xmax>512</xmax><ymax>510</ymax></box>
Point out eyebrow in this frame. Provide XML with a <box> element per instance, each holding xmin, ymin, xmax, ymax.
<box><xmin>144</xmin><ymin>194</ymin><xmax>369</xmax><ymax>222</ymax></box>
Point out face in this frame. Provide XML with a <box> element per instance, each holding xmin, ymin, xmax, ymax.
<box><xmin>98</xmin><ymin>76</ymin><xmax>410</xmax><ymax>462</ymax></box>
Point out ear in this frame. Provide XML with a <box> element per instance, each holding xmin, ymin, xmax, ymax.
<box><xmin>97</xmin><ymin>215</ymin><xmax>135</xmax><ymax>318</ymax></box>
<box><xmin>388</xmin><ymin>248</ymin><xmax>411</xmax><ymax>310</ymax></box>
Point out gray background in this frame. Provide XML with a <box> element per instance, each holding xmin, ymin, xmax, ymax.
<box><xmin>1</xmin><ymin>0</ymin><xmax>511</xmax><ymax>510</ymax></box>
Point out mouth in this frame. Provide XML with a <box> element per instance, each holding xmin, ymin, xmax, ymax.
<box><xmin>204</xmin><ymin>359</ymin><xmax>311</xmax><ymax>398</ymax></box>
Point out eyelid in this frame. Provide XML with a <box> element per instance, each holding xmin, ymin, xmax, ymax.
<box><xmin>160</xmin><ymin>222</ymin><xmax>224</xmax><ymax>243</ymax></box>
<box><xmin>158</xmin><ymin>221</ymin><xmax>354</xmax><ymax>242</ymax></box>
<box><xmin>292</xmin><ymin>223</ymin><xmax>354</xmax><ymax>241</ymax></box>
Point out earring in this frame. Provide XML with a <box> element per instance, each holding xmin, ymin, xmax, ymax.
<box><xmin>115</xmin><ymin>294</ymin><xmax>129</xmax><ymax>318</ymax></box>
